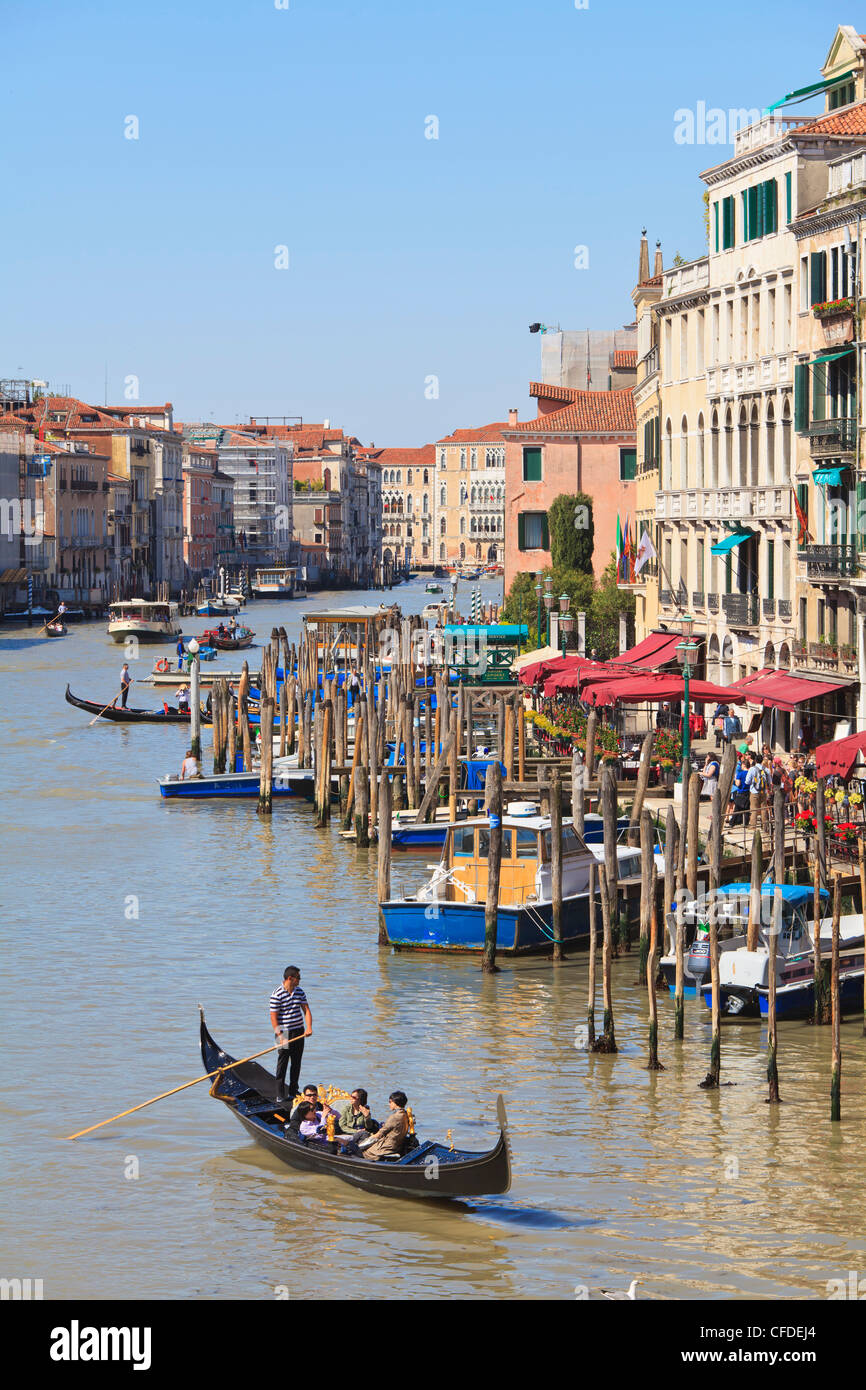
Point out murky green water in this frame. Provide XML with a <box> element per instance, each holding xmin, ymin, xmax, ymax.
<box><xmin>1</xmin><ymin>580</ymin><xmax>865</xmax><ymax>1300</ymax></box>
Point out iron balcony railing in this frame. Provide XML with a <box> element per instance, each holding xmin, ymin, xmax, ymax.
<box><xmin>808</xmin><ymin>418</ymin><xmax>856</xmax><ymax>452</ymax></box>
<box><xmin>722</xmin><ymin>592</ymin><xmax>759</xmax><ymax>626</ymax></box>
<box><xmin>798</xmin><ymin>543</ymin><xmax>860</xmax><ymax>578</ymax></box>
<box><xmin>707</xmin><ymin>592</ymin><xmax>719</xmax><ymax>613</ymax></box>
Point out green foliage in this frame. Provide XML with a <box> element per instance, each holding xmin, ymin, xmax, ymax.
<box><xmin>502</xmin><ymin>556</ymin><xmax>630</xmax><ymax>659</ymax></box>
<box><xmin>547</xmin><ymin>493</ymin><xmax>594</xmax><ymax>573</ymax></box>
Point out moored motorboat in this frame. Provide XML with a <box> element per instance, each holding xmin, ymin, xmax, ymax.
<box><xmin>159</xmin><ymin>767</ymin><xmax>315</xmax><ymax>799</ymax></box>
<box><xmin>107</xmin><ymin>599</ymin><xmax>182</xmax><ymax>643</ymax></box>
<box><xmin>200</xmin><ymin>1014</ymin><xmax>511</xmax><ymax>1199</ymax></box>
<box><xmin>379</xmin><ymin>806</ymin><xmax>598</xmax><ymax>953</ymax></box>
<box><xmin>197</xmin><ymin>595</ymin><xmax>243</xmax><ymax>617</ymax></box>
<box><xmin>65</xmin><ymin>684</ymin><xmax>212</xmax><ymax>725</ymax></box>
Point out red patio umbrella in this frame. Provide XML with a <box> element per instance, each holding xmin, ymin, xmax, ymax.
<box><xmin>815</xmin><ymin>730</ymin><xmax>866</xmax><ymax>781</ymax></box>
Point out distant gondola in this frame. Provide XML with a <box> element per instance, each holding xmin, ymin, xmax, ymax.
<box><xmin>200</xmin><ymin>1014</ymin><xmax>511</xmax><ymax>1201</ymax></box>
<box><xmin>201</xmin><ymin>626</ymin><xmax>256</xmax><ymax>651</ymax></box>
<box><xmin>45</xmin><ymin>621</ymin><xmax>67</xmax><ymax>637</ymax></box>
<box><xmin>64</xmin><ymin>685</ymin><xmax>213</xmax><ymax>725</ymax></box>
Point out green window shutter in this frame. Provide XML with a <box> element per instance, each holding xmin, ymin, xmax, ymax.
<box><xmin>812</xmin><ymin>362</ymin><xmax>827</xmax><ymax>422</ymax></box>
<box><xmin>620</xmin><ymin>448</ymin><xmax>636</xmax><ymax>481</ymax></box>
<box><xmin>797</xmin><ymin>483</ymin><xmax>809</xmax><ymax>532</ymax></box>
<box><xmin>810</xmin><ymin>251</ymin><xmax>827</xmax><ymax>305</ymax></box>
<box><xmin>766</xmin><ymin>179</ymin><xmax>777</xmax><ymax>234</ymax></box>
<box><xmin>857</xmin><ymin>479</ymin><xmax>866</xmax><ymax>547</ymax></box>
<box><xmin>742</xmin><ymin>190</ymin><xmax>749</xmax><ymax>242</ymax></box>
<box><xmin>725</xmin><ymin>553</ymin><xmax>732</xmax><ymax>594</ymax></box>
<box><xmin>713</xmin><ymin>202</ymin><xmax>719</xmax><ymax>253</ymax></box>
<box><xmin>766</xmin><ymin>539</ymin><xmax>775</xmax><ymax>602</ymax></box>
<box><xmin>794</xmin><ymin>363</ymin><xmax>810</xmax><ymax>432</ymax></box>
<box><xmin>785</xmin><ymin>171</ymin><xmax>792</xmax><ymax>224</ymax></box>
<box><xmin>722</xmin><ymin>196</ymin><xmax>735</xmax><ymax>250</ymax></box>
<box><xmin>747</xmin><ymin>184</ymin><xmax>759</xmax><ymax>240</ymax></box>
<box><xmin>541</xmin><ymin>514</ymin><xmax>549</xmax><ymax>550</ymax></box>
<box><xmin>522</xmin><ymin>447</ymin><xmax>542</xmax><ymax>482</ymax></box>
<box><xmin>517</xmin><ymin>513</ymin><xmax>526</xmax><ymax>550</ymax></box>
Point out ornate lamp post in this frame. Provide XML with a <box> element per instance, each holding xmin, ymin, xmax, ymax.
<box><xmin>543</xmin><ymin>575</ymin><xmax>553</xmax><ymax>647</ymax></box>
<box><xmin>675</xmin><ymin>613</ymin><xmax>699</xmax><ymax>778</ymax></box>
<box><xmin>534</xmin><ymin>579</ymin><xmax>542</xmax><ymax>650</ymax></box>
<box><xmin>187</xmin><ymin>637</ymin><xmax>201</xmax><ymax>761</ymax></box>
<box><xmin>559</xmin><ymin>592</ymin><xmax>573</xmax><ymax>658</ymax></box>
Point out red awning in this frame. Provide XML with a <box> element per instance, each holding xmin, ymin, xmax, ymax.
<box><xmin>728</xmin><ymin>670</ymin><xmax>849</xmax><ymax>713</ymax></box>
<box><xmin>580</xmin><ymin>675</ymin><xmax>747</xmax><ymax>707</ymax></box>
<box><xmin>815</xmin><ymin>730</ymin><xmax>866</xmax><ymax>780</ymax></box>
<box><xmin>542</xmin><ymin>659</ymin><xmax>614</xmax><ymax>696</ymax></box>
<box><xmin>607</xmin><ymin>631</ymin><xmax>688</xmax><ymax>669</ymax></box>
<box><xmin>518</xmin><ymin>654</ymin><xmax>573</xmax><ymax>686</ymax></box>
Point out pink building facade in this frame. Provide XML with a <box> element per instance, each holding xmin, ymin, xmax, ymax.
<box><xmin>503</xmin><ymin>384</ymin><xmax>636</xmax><ymax>590</ymax></box>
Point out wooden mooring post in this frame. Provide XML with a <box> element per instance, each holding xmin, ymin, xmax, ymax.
<box><xmin>481</xmin><ymin>760</ymin><xmax>502</xmax><ymax>975</ymax></box>
<box><xmin>376</xmin><ymin>773</ymin><xmax>392</xmax><ymax>945</ymax></box>
<box><xmin>646</xmin><ymin>863</ymin><xmax>663</xmax><ymax>1071</ymax></box>
<box><xmin>257</xmin><ymin>696</ymin><xmax>274</xmax><ymax>816</ymax></box>
<box><xmin>550</xmin><ymin>767</ymin><xmax>563</xmax><ymax>964</ymax></box>
<box><xmin>766</xmin><ymin>785</ymin><xmax>784</xmax><ymax>1105</ymax></box>
<box><xmin>586</xmin><ymin>860</ymin><xmax>597</xmax><ymax>1049</ymax></box>
<box><xmin>830</xmin><ymin>874</ymin><xmax>842</xmax><ymax>1122</ymax></box>
<box><xmin>591</xmin><ymin>860</ymin><xmax>617</xmax><ymax>1053</ymax></box>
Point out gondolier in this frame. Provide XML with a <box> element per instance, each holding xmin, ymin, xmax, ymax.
<box><xmin>118</xmin><ymin>663</ymin><xmax>132</xmax><ymax>708</ymax></box>
<box><xmin>269</xmin><ymin>966</ymin><xmax>312</xmax><ymax>1101</ymax></box>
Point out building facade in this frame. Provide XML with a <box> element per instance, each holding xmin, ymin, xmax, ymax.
<box><xmin>433</xmin><ymin>426</ymin><xmax>506</xmax><ymax>568</ymax></box>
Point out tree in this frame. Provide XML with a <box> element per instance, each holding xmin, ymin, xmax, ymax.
<box><xmin>585</xmin><ymin>557</ymin><xmax>635</xmax><ymax>659</ymax></box>
<box><xmin>502</xmin><ymin>564</ymin><xmax>595</xmax><ymax>650</ymax></box>
<box><xmin>547</xmin><ymin>493</ymin><xmax>594</xmax><ymax>573</ymax></box>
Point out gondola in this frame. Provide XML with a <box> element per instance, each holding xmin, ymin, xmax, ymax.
<box><xmin>45</xmin><ymin>621</ymin><xmax>67</xmax><ymax>637</ymax></box>
<box><xmin>201</xmin><ymin>626</ymin><xmax>256</xmax><ymax>652</ymax></box>
<box><xmin>200</xmin><ymin>1014</ymin><xmax>512</xmax><ymax>1201</ymax></box>
<box><xmin>64</xmin><ymin>685</ymin><xmax>212</xmax><ymax>725</ymax></box>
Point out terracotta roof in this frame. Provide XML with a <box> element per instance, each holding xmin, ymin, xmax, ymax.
<box><xmin>529</xmin><ymin>382</ymin><xmax>581</xmax><ymax>403</ymax></box>
<box><xmin>374</xmin><ymin>444</ymin><xmax>436</xmax><ymax>467</ymax></box>
<box><xmin>507</xmin><ymin>387</ymin><xmax>636</xmax><ymax>435</ymax></box>
<box><xmin>612</xmin><ymin>349</ymin><xmax>637</xmax><ymax>368</ymax></box>
<box><xmin>436</xmin><ymin>422</ymin><xmax>510</xmax><ymax>445</ymax></box>
<box><xmin>796</xmin><ymin>100</ymin><xmax>866</xmax><ymax>137</ymax></box>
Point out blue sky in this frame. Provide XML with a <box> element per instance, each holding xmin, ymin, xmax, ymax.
<box><xmin>1</xmin><ymin>1</ymin><xmax>844</xmax><ymax>443</ymax></box>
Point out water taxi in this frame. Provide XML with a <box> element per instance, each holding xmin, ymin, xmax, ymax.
<box><xmin>251</xmin><ymin>566</ymin><xmax>301</xmax><ymax>599</ymax></box>
<box><xmin>107</xmin><ymin>599</ymin><xmax>182</xmax><ymax>644</ymax></box>
<box><xmin>425</xmin><ymin>582</ymin><xmax>443</xmax><ymax>594</ymax></box>
<box><xmin>379</xmin><ymin>807</ymin><xmax>598</xmax><ymax>954</ymax></box>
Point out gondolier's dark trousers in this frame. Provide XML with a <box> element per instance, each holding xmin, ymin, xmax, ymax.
<box><xmin>121</xmin><ymin>684</ymin><xmax>130</xmax><ymax>708</ymax></box>
<box><xmin>275</xmin><ymin>1036</ymin><xmax>304</xmax><ymax>1097</ymax></box>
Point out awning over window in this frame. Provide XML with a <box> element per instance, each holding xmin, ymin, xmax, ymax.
<box><xmin>710</xmin><ymin>529</ymin><xmax>754</xmax><ymax>556</ymax></box>
<box><xmin>813</xmin><ymin>467</ymin><xmax>846</xmax><ymax>486</ymax></box>
<box><xmin>607</xmin><ymin>631</ymin><xmax>686</xmax><ymax>668</ymax></box>
<box><xmin>767</xmin><ymin>70</ymin><xmax>854</xmax><ymax>111</ymax></box>
<box><xmin>812</xmin><ymin>348</ymin><xmax>853</xmax><ymax>365</ymax></box>
<box><xmin>728</xmin><ymin>670</ymin><xmax>849</xmax><ymax>713</ymax></box>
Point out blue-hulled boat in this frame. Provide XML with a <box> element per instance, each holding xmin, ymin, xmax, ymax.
<box><xmin>380</xmin><ymin>810</ymin><xmax>597</xmax><ymax>954</ymax></box>
<box><xmin>659</xmin><ymin>882</ymin><xmax>864</xmax><ymax>1014</ymax></box>
<box><xmin>159</xmin><ymin>767</ymin><xmax>315</xmax><ymax>800</ymax></box>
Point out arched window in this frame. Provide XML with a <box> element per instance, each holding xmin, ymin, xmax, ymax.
<box><xmin>663</xmin><ymin>419</ymin><xmax>673</xmax><ymax>490</ymax></box>
<box><xmin>460</xmin><ymin>517</ymin><xmax>465</xmax><ymax>535</ymax></box>
<box><xmin>696</xmin><ymin>413</ymin><xmax>705</xmax><ymax>488</ymax></box>
<box><xmin>724</xmin><ymin>407</ymin><xmax>733</xmax><ymax>488</ymax></box>
<box><xmin>407</xmin><ymin>469</ymin><xmax>413</xmax><ymax>484</ymax></box>
<box><xmin>738</xmin><ymin>406</ymin><xmax>748</xmax><ymax>488</ymax></box>
<box><xmin>471</xmin><ymin>517</ymin><xmax>477</xmax><ymax>533</ymax></box>
<box><xmin>440</xmin><ymin>485</ymin><xmax>446</xmax><ymax>507</ymax></box>
<box><xmin>423</xmin><ymin>468</ymin><xmax>429</xmax><ymax>485</ymax></box>
<box><xmin>766</xmin><ymin>400</ymin><xmax>776</xmax><ymax>483</ymax></box>
<box><xmin>710</xmin><ymin>409</ymin><xmax>719</xmax><ymax>489</ymax></box>
<box><xmin>323</xmin><ymin>467</ymin><xmax>331</xmax><ymax>490</ymax></box>
<box><xmin>781</xmin><ymin>397</ymin><xmax>791</xmax><ymax>475</ymax></box>
<box><xmin>407</xmin><ymin>494</ymin><xmax>413</xmax><ymax>513</ymax></box>
<box><xmin>440</xmin><ymin>541</ymin><xmax>446</xmax><ymax>560</ymax></box>
<box><xmin>680</xmin><ymin>416</ymin><xmax>689</xmax><ymax>489</ymax></box>
<box><xmin>440</xmin><ymin>517</ymin><xmax>446</xmax><ymax>535</ymax></box>
<box><xmin>422</xmin><ymin>494</ymin><xmax>428</xmax><ymax>514</ymax></box>
<box><xmin>749</xmin><ymin>403</ymin><xmax>759</xmax><ymax>487</ymax></box>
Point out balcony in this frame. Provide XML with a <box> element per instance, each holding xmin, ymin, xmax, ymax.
<box><xmin>762</xmin><ymin>598</ymin><xmax>775</xmax><ymax>619</ymax></box>
<box><xmin>659</xmin><ymin>588</ymin><xmax>673</xmax><ymax>608</ymax></box>
<box><xmin>707</xmin><ymin>592</ymin><xmax>719</xmax><ymax>613</ymax></box>
<box><xmin>732</xmin><ymin>112</ymin><xmax>810</xmax><ymax>156</ymax></box>
<box><xmin>798</xmin><ymin>543</ymin><xmax>859</xmax><ymax>579</ymax></box>
<box><xmin>706</xmin><ymin>355</ymin><xmax>792</xmax><ymax>398</ymax></box>
<box><xmin>692</xmin><ymin>591</ymin><xmax>705</xmax><ymax>609</ymax></box>
<box><xmin>808</xmin><ymin>418</ymin><xmax>856</xmax><ymax>457</ymax></box>
<box><xmin>71</xmin><ymin>478</ymin><xmax>98</xmax><ymax>491</ymax></box>
<box><xmin>777</xmin><ymin>599</ymin><xmax>792</xmax><ymax>621</ymax></box>
<box><xmin>722</xmin><ymin>592</ymin><xmax>759</xmax><ymax>627</ymax></box>
<box><xmin>655</xmin><ymin>484</ymin><xmax>789</xmax><ymax>523</ymax></box>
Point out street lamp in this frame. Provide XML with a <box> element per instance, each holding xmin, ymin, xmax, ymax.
<box><xmin>559</xmin><ymin>592</ymin><xmax>573</xmax><ymax>658</ymax></box>
<box><xmin>534</xmin><ymin>579</ymin><xmax>542</xmax><ymax>650</ymax></box>
<box><xmin>543</xmin><ymin>575</ymin><xmax>553</xmax><ymax>646</ymax></box>
<box><xmin>187</xmin><ymin>637</ymin><xmax>201</xmax><ymax>761</ymax></box>
<box><xmin>675</xmin><ymin>613</ymin><xmax>699</xmax><ymax>778</ymax></box>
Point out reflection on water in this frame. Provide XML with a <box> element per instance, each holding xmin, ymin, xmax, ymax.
<box><xmin>1</xmin><ymin>580</ymin><xmax>866</xmax><ymax>1300</ymax></box>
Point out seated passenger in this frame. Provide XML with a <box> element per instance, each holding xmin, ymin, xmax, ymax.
<box><xmin>358</xmin><ymin>1091</ymin><xmax>409</xmax><ymax>1161</ymax></box>
<box><xmin>338</xmin><ymin>1088</ymin><xmax>379</xmax><ymax>1135</ymax></box>
<box><xmin>286</xmin><ymin>1101</ymin><xmax>327</xmax><ymax>1142</ymax></box>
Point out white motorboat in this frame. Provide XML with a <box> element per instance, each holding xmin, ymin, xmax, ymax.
<box><xmin>107</xmin><ymin>599</ymin><xmax>182</xmax><ymax>644</ymax></box>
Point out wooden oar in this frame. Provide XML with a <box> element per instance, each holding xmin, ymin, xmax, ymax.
<box><xmin>88</xmin><ymin>686</ymin><xmax>128</xmax><ymax>726</ymax></box>
<box><xmin>36</xmin><ymin>609</ymin><xmax>62</xmax><ymax>636</ymax></box>
<box><xmin>64</xmin><ymin>1031</ymin><xmax>307</xmax><ymax>1140</ymax></box>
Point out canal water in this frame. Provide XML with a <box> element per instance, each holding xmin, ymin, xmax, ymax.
<box><xmin>1</xmin><ymin>579</ymin><xmax>865</xmax><ymax>1301</ymax></box>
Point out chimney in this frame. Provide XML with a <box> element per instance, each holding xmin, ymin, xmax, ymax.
<box><xmin>654</xmin><ymin>240</ymin><xmax>663</xmax><ymax>277</ymax></box>
<box><xmin>323</xmin><ymin>418</ymin><xmax>330</xmax><ymax>430</ymax></box>
<box><xmin>638</xmin><ymin>227</ymin><xmax>650</xmax><ymax>285</ymax></box>
<box><xmin>508</xmin><ymin>408</ymin><xmax>518</xmax><ymax>426</ymax></box>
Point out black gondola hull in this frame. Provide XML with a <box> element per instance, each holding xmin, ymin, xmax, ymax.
<box><xmin>65</xmin><ymin>685</ymin><xmax>212</xmax><ymax>725</ymax></box>
<box><xmin>200</xmin><ymin>1016</ymin><xmax>511</xmax><ymax>1201</ymax></box>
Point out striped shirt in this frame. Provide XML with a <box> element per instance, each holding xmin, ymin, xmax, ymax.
<box><xmin>269</xmin><ymin>984</ymin><xmax>308</xmax><ymax>1035</ymax></box>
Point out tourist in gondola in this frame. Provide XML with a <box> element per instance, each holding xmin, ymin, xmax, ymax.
<box><xmin>176</xmin><ymin>684</ymin><xmax>190</xmax><ymax>713</ymax></box>
<box><xmin>357</xmin><ymin>1091</ymin><xmax>409</xmax><ymax>1161</ymax></box>
<box><xmin>269</xmin><ymin>966</ymin><xmax>312</xmax><ymax>1101</ymax></box>
<box><xmin>338</xmin><ymin>1088</ymin><xmax>380</xmax><ymax>1135</ymax></box>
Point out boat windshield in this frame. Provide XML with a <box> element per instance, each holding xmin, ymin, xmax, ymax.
<box><xmin>542</xmin><ymin>825</ymin><xmax>587</xmax><ymax>859</ymax></box>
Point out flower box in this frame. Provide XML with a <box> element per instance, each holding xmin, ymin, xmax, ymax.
<box><xmin>812</xmin><ymin>297</ymin><xmax>855</xmax><ymax>319</ymax></box>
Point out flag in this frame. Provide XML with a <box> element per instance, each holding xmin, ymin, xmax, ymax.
<box><xmin>616</xmin><ymin>514</ymin><xmax>623</xmax><ymax>580</ymax></box>
<box><xmin>623</xmin><ymin>519</ymin><xmax>632</xmax><ymax>584</ymax></box>
<box><xmin>634</xmin><ymin>528</ymin><xmax>657</xmax><ymax>575</ymax></box>
<box><xmin>792</xmin><ymin>488</ymin><xmax>812</xmax><ymax>545</ymax></box>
